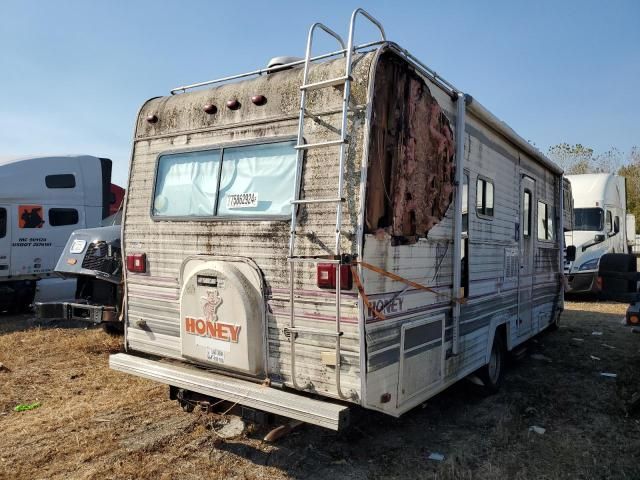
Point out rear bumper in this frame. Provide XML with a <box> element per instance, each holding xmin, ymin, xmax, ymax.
<box><xmin>35</xmin><ymin>301</ymin><xmax>118</xmax><ymax>324</ymax></box>
<box><xmin>565</xmin><ymin>272</ymin><xmax>599</xmax><ymax>293</ymax></box>
<box><xmin>109</xmin><ymin>353</ymin><xmax>350</xmax><ymax>431</ymax></box>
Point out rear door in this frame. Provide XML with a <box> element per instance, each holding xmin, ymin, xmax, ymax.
<box><xmin>518</xmin><ymin>175</ymin><xmax>535</xmax><ymax>337</ymax></box>
<box><xmin>0</xmin><ymin>205</ymin><xmax>9</xmax><ymax>276</ymax></box>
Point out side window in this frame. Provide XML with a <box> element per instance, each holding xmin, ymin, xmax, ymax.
<box><xmin>606</xmin><ymin>211</ymin><xmax>613</xmax><ymax>233</ymax></box>
<box><xmin>476</xmin><ymin>177</ymin><xmax>494</xmax><ymax>217</ymax></box>
<box><xmin>0</xmin><ymin>208</ymin><xmax>6</xmax><ymax>238</ymax></box>
<box><xmin>523</xmin><ymin>190</ymin><xmax>531</xmax><ymax>238</ymax></box>
<box><xmin>614</xmin><ymin>216</ymin><xmax>620</xmax><ymax>234</ymax></box>
<box><xmin>537</xmin><ymin>202</ymin><xmax>554</xmax><ymax>240</ymax></box>
<box><xmin>461</xmin><ymin>173</ymin><xmax>469</xmax><ymax>298</ymax></box>
<box><xmin>462</xmin><ymin>173</ymin><xmax>469</xmax><ymax>233</ymax></box>
<box><xmin>49</xmin><ymin>208</ymin><xmax>79</xmax><ymax>227</ymax></box>
<box><xmin>46</xmin><ymin>174</ymin><xmax>76</xmax><ymax>189</ymax></box>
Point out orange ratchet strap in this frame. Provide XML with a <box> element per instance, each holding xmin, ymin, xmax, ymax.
<box><xmin>350</xmin><ymin>261</ymin><xmax>467</xmax><ymax>321</ymax></box>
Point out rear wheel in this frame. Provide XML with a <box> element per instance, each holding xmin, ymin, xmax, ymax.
<box><xmin>478</xmin><ymin>333</ymin><xmax>505</xmax><ymax>394</ymax></box>
<box><xmin>548</xmin><ymin>311</ymin><xmax>561</xmax><ymax>331</ymax></box>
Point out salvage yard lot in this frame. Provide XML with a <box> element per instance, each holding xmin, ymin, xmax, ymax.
<box><xmin>1</xmin><ymin>302</ymin><xmax>639</xmax><ymax>480</ymax></box>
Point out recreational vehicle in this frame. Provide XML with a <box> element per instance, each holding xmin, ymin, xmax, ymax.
<box><xmin>0</xmin><ymin>155</ymin><xmax>116</xmax><ymax>311</ymax></box>
<box><xmin>110</xmin><ymin>9</ymin><xmax>570</xmax><ymax>430</ymax></box>
<box><xmin>564</xmin><ymin>173</ymin><xmax>628</xmax><ymax>293</ymax></box>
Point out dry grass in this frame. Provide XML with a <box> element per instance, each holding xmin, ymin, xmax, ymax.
<box><xmin>1</xmin><ymin>301</ymin><xmax>640</xmax><ymax>479</ymax></box>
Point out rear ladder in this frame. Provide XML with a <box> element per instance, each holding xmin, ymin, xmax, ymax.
<box><xmin>287</xmin><ymin>9</ymin><xmax>386</xmax><ymax>399</ymax></box>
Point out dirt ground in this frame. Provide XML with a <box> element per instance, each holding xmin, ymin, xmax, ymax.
<box><xmin>1</xmin><ymin>302</ymin><xmax>639</xmax><ymax>480</ymax></box>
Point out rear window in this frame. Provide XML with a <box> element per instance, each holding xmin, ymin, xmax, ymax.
<box><xmin>152</xmin><ymin>141</ymin><xmax>298</xmax><ymax>219</ymax></box>
<box><xmin>0</xmin><ymin>208</ymin><xmax>6</xmax><ymax>238</ymax></box>
<box><xmin>46</xmin><ymin>174</ymin><xmax>76</xmax><ymax>189</ymax></box>
<box><xmin>49</xmin><ymin>208</ymin><xmax>79</xmax><ymax>226</ymax></box>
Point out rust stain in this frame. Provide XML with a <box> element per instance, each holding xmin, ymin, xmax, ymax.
<box><xmin>366</xmin><ymin>52</ymin><xmax>455</xmax><ymax>243</ymax></box>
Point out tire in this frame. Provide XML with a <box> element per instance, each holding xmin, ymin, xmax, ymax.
<box><xmin>102</xmin><ymin>322</ymin><xmax>124</xmax><ymax>335</ymax></box>
<box><xmin>478</xmin><ymin>333</ymin><xmax>505</xmax><ymax>394</ymax></box>
<box><xmin>547</xmin><ymin>311</ymin><xmax>561</xmax><ymax>331</ymax></box>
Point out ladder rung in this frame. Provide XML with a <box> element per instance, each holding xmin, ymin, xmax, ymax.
<box><xmin>288</xmin><ymin>257</ymin><xmax>340</xmax><ymax>264</ymax></box>
<box><xmin>300</xmin><ymin>76</ymin><xmax>351</xmax><ymax>91</ymax></box>
<box><xmin>286</xmin><ymin>326</ymin><xmax>343</xmax><ymax>337</ymax></box>
<box><xmin>291</xmin><ymin>197</ymin><xmax>344</xmax><ymax>205</ymax></box>
<box><xmin>294</xmin><ymin>139</ymin><xmax>346</xmax><ymax>150</ymax></box>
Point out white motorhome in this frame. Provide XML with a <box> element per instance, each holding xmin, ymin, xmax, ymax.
<box><xmin>565</xmin><ymin>173</ymin><xmax>628</xmax><ymax>293</ymax></box>
<box><xmin>0</xmin><ymin>155</ymin><xmax>115</xmax><ymax>311</ymax></box>
<box><xmin>110</xmin><ymin>9</ymin><xmax>570</xmax><ymax>430</ymax></box>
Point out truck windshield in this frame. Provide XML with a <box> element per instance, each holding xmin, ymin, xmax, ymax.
<box><xmin>153</xmin><ymin>141</ymin><xmax>297</xmax><ymax>219</ymax></box>
<box><xmin>573</xmin><ymin>208</ymin><xmax>603</xmax><ymax>231</ymax></box>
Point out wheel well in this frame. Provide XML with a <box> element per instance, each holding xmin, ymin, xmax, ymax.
<box><xmin>494</xmin><ymin>323</ymin><xmax>508</xmax><ymax>350</ymax></box>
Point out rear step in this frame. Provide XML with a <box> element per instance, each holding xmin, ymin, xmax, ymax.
<box><xmin>109</xmin><ymin>353</ymin><xmax>350</xmax><ymax>431</ymax></box>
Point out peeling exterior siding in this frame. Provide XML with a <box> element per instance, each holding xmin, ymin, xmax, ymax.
<box><xmin>365</xmin><ymin>52</ymin><xmax>455</xmax><ymax>242</ymax></box>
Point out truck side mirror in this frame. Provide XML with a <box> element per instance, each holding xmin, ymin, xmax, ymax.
<box><xmin>566</xmin><ymin>245</ymin><xmax>576</xmax><ymax>262</ymax></box>
<box><xmin>594</xmin><ymin>234</ymin><xmax>605</xmax><ymax>243</ymax></box>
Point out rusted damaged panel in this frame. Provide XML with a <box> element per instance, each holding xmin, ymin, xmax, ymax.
<box><xmin>366</xmin><ymin>52</ymin><xmax>455</xmax><ymax>243</ymax></box>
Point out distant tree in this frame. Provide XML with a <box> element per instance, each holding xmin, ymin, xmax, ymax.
<box><xmin>618</xmin><ymin>146</ymin><xmax>640</xmax><ymax>223</ymax></box>
<box><xmin>593</xmin><ymin>147</ymin><xmax>624</xmax><ymax>173</ymax></box>
<box><xmin>547</xmin><ymin>143</ymin><xmax>595</xmax><ymax>174</ymax></box>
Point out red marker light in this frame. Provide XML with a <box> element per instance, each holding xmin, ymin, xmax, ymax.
<box><xmin>317</xmin><ymin>264</ymin><xmax>352</xmax><ymax>290</ymax></box>
<box><xmin>226</xmin><ymin>99</ymin><xmax>240</xmax><ymax>110</ymax></box>
<box><xmin>203</xmin><ymin>104</ymin><xmax>217</xmax><ymax>114</ymax></box>
<box><xmin>146</xmin><ymin>114</ymin><xmax>158</xmax><ymax>124</ymax></box>
<box><xmin>251</xmin><ymin>95</ymin><xmax>267</xmax><ymax>106</ymax></box>
<box><xmin>126</xmin><ymin>253</ymin><xmax>147</xmax><ymax>273</ymax></box>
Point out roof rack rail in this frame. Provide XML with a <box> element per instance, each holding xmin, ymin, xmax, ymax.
<box><xmin>169</xmin><ymin>40</ymin><xmax>385</xmax><ymax>95</ymax></box>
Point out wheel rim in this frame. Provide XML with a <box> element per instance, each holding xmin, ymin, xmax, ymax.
<box><xmin>488</xmin><ymin>343</ymin><xmax>501</xmax><ymax>384</ymax></box>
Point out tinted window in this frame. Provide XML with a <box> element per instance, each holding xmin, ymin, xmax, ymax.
<box><xmin>574</xmin><ymin>208</ymin><xmax>603</xmax><ymax>231</ymax></box>
<box><xmin>49</xmin><ymin>208</ymin><xmax>79</xmax><ymax>226</ymax></box>
<box><xmin>46</xmin><ymin>174</ymin><xmax>76</xmax><ymax>189</ymax></box>
<box><xmin>476</xmin><ymin>177</ymin><xmax>494</xmax><ymax>217</ymax></box>
<box><xmin>606</xmin><ymin>211</ymin><xmax>613</xmax><ymax>233</ymax></box>
<box><xmin>0</xmin><ymin>208</ymin><xmax>6</xmax><ymax>238</ymax></box>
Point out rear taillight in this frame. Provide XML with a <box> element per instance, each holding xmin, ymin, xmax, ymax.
<box><xmin>317</xmin><ymin>263</ymin><xmax>352</xmax><ymax>290</ymax></box>
<box><xmin>126</xmin><ymin>253</ymin><xmax>146</xmax><ymax>273</ymax></box>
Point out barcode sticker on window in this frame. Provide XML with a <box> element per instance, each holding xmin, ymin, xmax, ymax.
<box><xmin>226</xmin><ymin>193</ymin><xmax>258</xmax><ymax>209</ymax></box>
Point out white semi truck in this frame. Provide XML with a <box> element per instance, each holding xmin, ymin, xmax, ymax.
<box><xmin>0</xmin><ymin>155</ymin><xmax>117</xmax><ymax>311</ymax></box>
<box><xmin>564</xmin><ymin>173</ymin><xmax>629</xmax><ymax>293</ymax></box>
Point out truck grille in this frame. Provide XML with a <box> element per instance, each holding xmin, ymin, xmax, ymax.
<box><xmin>82</xmin><ymin>242</ymin><xmax>115</xmax><ymax>274</ymax></box>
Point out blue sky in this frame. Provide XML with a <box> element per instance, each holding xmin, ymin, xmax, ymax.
<box><xmin>1</xmin><ymin>0</ymin><xmax>638</xmax><ymax>186</ymax></box>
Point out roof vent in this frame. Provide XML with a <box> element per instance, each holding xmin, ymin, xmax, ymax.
<box><xmin>267</xmin><ymin>56</ymin><xmax>303</xmax><ymax>73</ymax></box>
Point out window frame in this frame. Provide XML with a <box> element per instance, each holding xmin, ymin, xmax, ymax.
<box><xmin>45</xmin><ymin>174</ymin><xmax>76</xmax><ymax>189</ymax></box>
<box><xmin>537</xmin><ymin>200</ymin><xmax>554</xmax><ymax>242</ymax></box>
<box><xmin>475</xmin><ymin>175</ymin><xmax>495</xmax><ymax>219</ymax></box>
<box><xmin>48</xmin><ymin>208</ymin><xmax>79</xmax><ymax>227</ymax></box>
<box><xmin>150</xmin><ymin>136</ymin><xmax>300</xmax><ymax>222</ymax></box>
